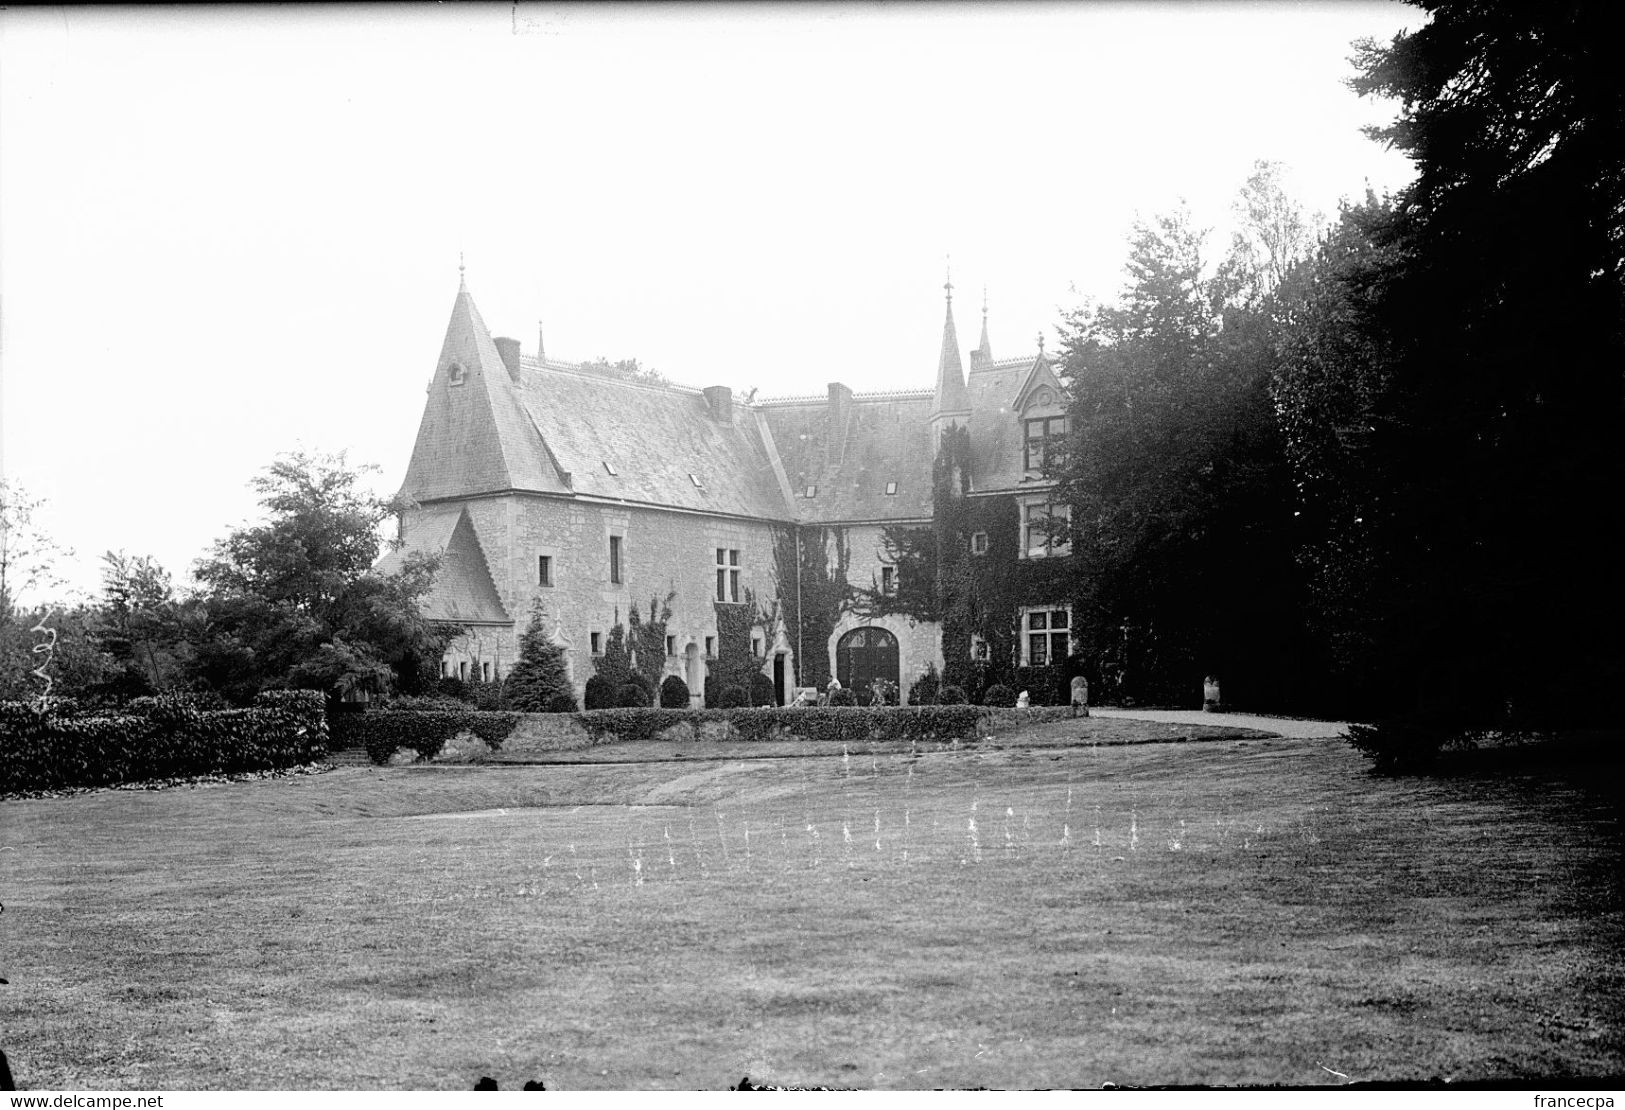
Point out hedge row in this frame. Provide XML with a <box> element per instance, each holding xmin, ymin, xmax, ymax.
<box><xmin>573</xmin><ymin>705</ymin><xmax>994</xmax><ymax>747</ymax></box>
<box><xmin>1</xmin><ymin>690</ymin><xmax>328</xmax><ymax>794</ymax></box>
<box><xmin>329</xmin><ymin>710</ymin><xmax>523</xmax><ymax>765</ymax></box>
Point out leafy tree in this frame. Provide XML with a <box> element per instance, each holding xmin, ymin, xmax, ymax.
<box><xmin>96</xmin><ymin>551</ymin><xmax>187</xmax><ymax>696</ymax></box>
<box><xmin>189</xmin><ymin>451</ymin><xmax>446</xmax><ymax>703</ymax></box>
<box><xmin>0</xmin><ymin>479</ymin><xmax>71</xmax><ymax>623</ymax></box>
<box><xmin>1057</xmin><ymin>198</ymin><xmax>1317</xmax><ymax>709</ymax></box>
<box><xmin>504</xmin><ymin>600</ymin><xmax>575</xmax><ymax>711</ymax></box>
<box><xmin>591</xmin><ymin>615</ymin><xmax>633</xmax><ymax>693</ymax></box>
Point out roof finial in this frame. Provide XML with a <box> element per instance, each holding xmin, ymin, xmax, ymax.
<box><xmin>944</xmin><ymin>254</ymin><xmax>953</xmax><ymax>302</ymax></box>
<box><xmin>458</xmin><ymin>251</ymin><xmax>466</xmax><ymax>289</ymax></box>
<box><xmin>1036</xmin><ymin>331</ymin><xmax>1046</xmax><ymax>355</ymax></box>
<box><xmin>982</xmin><ymin>285</ymin><xmax>988</xmax><ymax>319</ymax></box>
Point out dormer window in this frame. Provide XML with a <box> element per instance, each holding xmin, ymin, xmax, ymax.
<box><xmin>447</xmin><ymin>361</ymin><xmax>467</xmax><ymax>387</ymax></box>
<box><xmin>1024</xmin><ymin>416</ymin><xmax>1068</xmax><ymax>473</ymax></box>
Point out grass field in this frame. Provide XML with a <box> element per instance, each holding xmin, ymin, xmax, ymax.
<box><xmin>4</xmin><ymin>719</ymin><xmax>1622</xmax><ymax>1090</ymax></box>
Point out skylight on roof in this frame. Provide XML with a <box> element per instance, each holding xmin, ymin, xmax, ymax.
<box><xmin>885</xmin><ymin>481</ymin><xmax>898</xmax><ymax>495</ymax></box>
<box><xmin>603</xmin><ymin>461</ymin><xmax>618</xmax><ymax>476</ymax></box>
<box><xmin>804</xmin><ymin>484</ymin><xmax>817</xmax><ymax>498</ymax></box>
<box><xmin>690</xmin><ymin>473</ymin><xmax>704</xmax><ymax>488</ymax></box>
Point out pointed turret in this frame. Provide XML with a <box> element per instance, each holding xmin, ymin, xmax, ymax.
<box><xmin>400</xmin><ymin>273</ymin><xmax>570</xmax><ymax>503</ymax></box>
<box><xmin>931</xmin><ymin>266</ymin><xmax>970</xmax><ymax>438</ymax></box>
<box><xmin>972</xmin><ymin>285</ymin><xmax>993</xmax><ymax>367</ymax></box>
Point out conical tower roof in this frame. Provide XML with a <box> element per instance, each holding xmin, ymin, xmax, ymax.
<box><xmin>400</xmin><ymin>275</ymin><xmax>570</xmax><ymax>502</ymax></box>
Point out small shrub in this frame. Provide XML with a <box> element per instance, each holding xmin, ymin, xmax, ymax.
<box><xmin>1345</xmin><ymin>716</ymin><xmax>1453</xmax><ymax>774</ymax></box>
<box><xmin>659</xmin><ymin>675</ymin><xmax>691</xmax><ymax>709</ymax></box>
<box><xmin>720</xmin><ymin>685</ymin><xmax>749</xmax><ymax>709</ymax></box>
<box><xmin>546</xmin><ymin>692</ymin><xmax>579</xmax><ymax>714</ymax></box>
<box><xmin>331</xmin><ymin>709</ymin><xmax>521</xmax><ymax>765</ymax></box>
<box><xmin>749</xmin><ymin>672</ymin><xmax>777</xmax><ymax>707</ymax></box>
<box><xmin>435</xmin><ymin>676</ymin><xmax>473</xmax><ymax>703</ymax></box>
<box><xmin>982</xmin><ymin>683</ymin><xmax>1016</xmax><ymax>708</ymax></box>
<box><xmin>386</xmin><ymin>693</ymin><xmax>471</xmax><ymax>711</ymax></box>
<box><xmin>828</xmin><ymin>688</ymin><xmax>856</xmax><ymax>707</ymax></box>
<box><xmin>938</xmin><ymin>685</ymin><xmax>967</xmax><ymax>705</ymax></box>
<box><xmin>908</xmin><ymin>665</ymin><xmax>941</xmax><ymax>706</ymax></box>
<box><xmin>616</xmin><ymin>682</ymin><xmax>650</xmax><ymax>708</ymax></box>
<box><xmin>471</xmin><ymin>679</ymin><xmax>508</xmax><ymax>711</ymax></box>
<box><xmin>583</xmin><ymin>675</ymin><xmax>614</xmax><ymax>711</ymax></box>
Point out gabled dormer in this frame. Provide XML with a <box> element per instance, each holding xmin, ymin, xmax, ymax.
<box><xmin>1012</xmin><ymin>341</ymin><xmax>1068</xmax><ymax>479</ymax></box>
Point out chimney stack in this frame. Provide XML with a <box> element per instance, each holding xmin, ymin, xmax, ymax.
<box><xmin>493</xmin><ymin>337</ymin><xmax>522</xmax><ymax>381</ymax></box>
<box><xmin>826</xmin><ymin>382</ymin><xmax>853</xmax><ymax>466</ymax></box>
<box><xmin>702</xmin><ymin>385</ymin><xmax>733</xmax><ymax>424</ymax></box>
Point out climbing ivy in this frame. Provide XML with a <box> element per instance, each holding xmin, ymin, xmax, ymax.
<box><xmin>625</xmin><ymin>592</ymin><xmax>675</xmax><ymax>694</ymax></box>
<box><xmin>770</xmin><ymin>524</ymin><xmax>851</xmax><ymax>691</ymax></box>
<box><xmin>852</xmin><ymin>424</ymin><xmax>1078</xmax><ymax>704</ymax></box>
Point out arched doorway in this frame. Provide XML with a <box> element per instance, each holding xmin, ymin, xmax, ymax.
<box><xmin>836</xmin><ymin>627</ymin><xmax>899</xmax><ymax>704</ymax></box>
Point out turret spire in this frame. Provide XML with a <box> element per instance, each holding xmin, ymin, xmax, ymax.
<box><xmin>932</xmin><ymin>263</ymin><xmax>969</xmax><ymax>420</ymax></box>
<box><xmin>974</xmin><ymin>285</ymin><xmax>993</xmax><ymax>365</ymax></box>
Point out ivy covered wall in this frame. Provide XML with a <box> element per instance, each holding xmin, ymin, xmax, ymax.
<box><xmin>858</xmin><ymin>425</ymin><xmax>1081</xmax><ymax>704</ymax></box>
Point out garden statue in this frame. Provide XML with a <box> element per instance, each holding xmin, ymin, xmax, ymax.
<box><xmin>1015</xmin><ymin>690</ymin><xmax>1030</xmax><ymax>709</ymax></box>
<box><xmin>1070</xmin><ymin>675</ymin><xmax>1090</xmax><ymax>718</ymax></box>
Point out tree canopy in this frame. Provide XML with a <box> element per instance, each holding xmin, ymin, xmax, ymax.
<box><xmin>189</xmin><ymin>451</ymin><xmax>446</xmax><ymax>703</ymax></box>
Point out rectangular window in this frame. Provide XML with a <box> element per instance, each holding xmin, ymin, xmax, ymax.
<box><xmin>609</xmin><ymin>535</ymin><xmax>623</xmax><ymax>584</ymax></box>
<box><xmin>1023</xmin><ymin>501</ymin><xmax>1072</xmax><ymax>558</ymax></box>
<box><xmin>970</xmin><ymin>633</ymin><xmax>989</xmax><ymax>661</ymax></box>
<box><xmin>666</xmin><ymin>635</ymin><xmax>676</xmax><ymax>655</ymax></box>
<box><xmin>1023</xmin><ymin>607</ymin><xmax>1072</xmax><ymax>667</ymax></box>
<box><xmin>537</xmin><ymin>554</ymin><xmax>553</xmax><ymax>587</ymax></box>
<box><xmin>481</xmin><ymin>661</ymin><xmax>492</xmax><ymax>682</ymax></box>
<box><xmin>590</xmin><ymin>632</ymin><xmax>603</xmax><ymax>655</ymax></box>
<box><xmin>1024</xmin><ymin>416</ymin><xmax>1068</xmax><ymax>473</ymax></box>
<box><xmin>705</xmin><ymin>635</ymin><xmax>716</xmax><ymax>658</ymax></box>
<box><xmin>971</xmin><ymin>531</ymin><xmax>989</xmax><ymax>555</ymax></box>
<box><xmin>884</xmin><ymin>481</ymin><xmax>898</xmax><ymax>495</ymax></box>
<box><xmin>440</xmin><ymin>660</ymin><xmax>450</xmax><ymax>678</ymax></box>
<box><xmin>458</xmin><ymin>660</ymin><xmax>468</xmax><ymax>681</ymax></box>
<box><xmin>881</xmin><ymin>565</ymin><xmax>896</xmax><ymax>595</ymax></box>
<box><xmin>716</xmin><ymin>548</ymin><xmax>741</xmax><ymax>602</ymax></box>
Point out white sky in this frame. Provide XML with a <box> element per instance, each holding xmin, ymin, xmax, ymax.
<box><xmin>0</xmin><ymin>1</ymin><xmax>1420</xmax><ymax>602</ymax></box>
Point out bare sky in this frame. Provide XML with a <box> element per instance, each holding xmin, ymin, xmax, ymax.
<box><xmin>0</xmin><ymin>1</ymin><xmax>1420</xmax><ymax>602</ymax></box>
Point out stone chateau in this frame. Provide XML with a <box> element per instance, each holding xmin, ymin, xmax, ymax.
<box><xmin>380</xmin><ymin>272</ymin><xmax>1072</xmax><ymax>707</ymax></box>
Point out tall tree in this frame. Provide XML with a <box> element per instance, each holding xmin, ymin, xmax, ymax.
<box><xmin>1059</xmin><ymin>195</ymin><xmax>1321</xmax><ymax>709</ymax></box>
<box><xmin>190</xmin><ymin>451</ymin><xmax>445</xmax><ymax>703</ymax></box>
<box><xmin>1275</xmin><ymin>2</ymin><xmax>1625</xmax><ymax>724</ymax></box>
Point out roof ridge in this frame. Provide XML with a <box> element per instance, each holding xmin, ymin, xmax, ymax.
<box><xmin>519</xmin><ymin>361</ymin><xmax>708</xmax><ymax>397</ymax></box>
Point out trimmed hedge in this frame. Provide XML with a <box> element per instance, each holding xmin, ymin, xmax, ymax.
<box><xmin>574</xmin><ymin>705</ymin><xmax>994</xmax><ymax>747</ymax></box>
<box><xmin>329</xmin><ymin>710</ymin><xmax>522</xmax><ymax>766</ymax></box>
<box><xmin>1</xmin><ymin>690</ymin><xmax>328</xmax><ymax>794</ymax></box>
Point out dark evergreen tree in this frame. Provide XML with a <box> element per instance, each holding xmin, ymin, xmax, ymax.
<box><xmin>504</xmin><ymin>600</ymin><xmax>574</xmax><ymax>712</ymax></box>
<box><xmin>1275</xmin><ymin>2</ymin><xmax>1625</xmax><ymax>726</ymax></box>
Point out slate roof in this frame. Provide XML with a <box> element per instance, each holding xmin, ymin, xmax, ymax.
<box><xmin>400</xmin><ymin>282</ymin><xmax>570</xmax><ymax>503</ymax></box>
<box><xmin>965</xmin><ymin>354</ymin><xmax>1053</xmax><ymax>494</ymax></box>
<box><xmin>759</xmin><ymin>391</ymin><xmax>938</xmax><ymax>523</ymax></box>
<box><xmin>375</xmin><ymin>504</ymin><xmax>510</xmax><ymax>624</ymax></box>
<box><xmin>510</xmin><ymin>360</ymin><xmax>794</xmax><ymax>520</ymax></box>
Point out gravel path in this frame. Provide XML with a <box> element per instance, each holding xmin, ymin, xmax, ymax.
<box><xmin>1088</xmin><ymin>708</ymin><xmax>1352</xmax><ymax>739</ymax></box>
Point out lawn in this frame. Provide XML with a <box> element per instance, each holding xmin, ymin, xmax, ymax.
<box><xmin>3</xmin><ymin>718</ymin><xmax>1621</xmax><ymax>1090</ymax></box>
